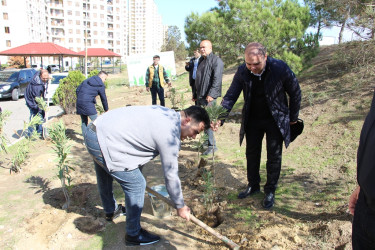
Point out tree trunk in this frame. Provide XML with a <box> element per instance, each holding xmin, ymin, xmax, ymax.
<box><xmin>338</xmin><ymin>19</ymin><xmax>347</xmax><ymax>44</ymax></box>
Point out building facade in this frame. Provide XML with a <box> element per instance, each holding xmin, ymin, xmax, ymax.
<box><xmin>0</xmin><ymin>0</ymin><xmax>165</xmax><ymax>66</ymax></box>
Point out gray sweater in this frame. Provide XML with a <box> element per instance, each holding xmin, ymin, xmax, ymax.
<box><xmin>95</xmin><ymin>105</ymin><xmax>184</xmax><ymax>208</ymax></box>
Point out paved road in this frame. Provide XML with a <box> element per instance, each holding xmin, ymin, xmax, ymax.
<box><xmin>0</xmin><ymin>97</ymin><xmax>64</xmax><ymax>145</ymax></box>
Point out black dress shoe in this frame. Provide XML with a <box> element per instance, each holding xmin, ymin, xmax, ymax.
<box><xmin>125</xmin><ymin>228</ymin><xmax>160</xmax><ymax>246</ymax></box>
<box><xmin>238</xmin><ymin>185</ymin><xmax>260</xmax><ymax>199</ymax></box>
<box><xmin>262</xmin><ymin>192</ymin><xmax>275</xmax><ymax>209</ymax></box>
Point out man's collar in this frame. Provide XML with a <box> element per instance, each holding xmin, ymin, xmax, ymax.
<box><xmin>250</xmin><ymin>61</ymin><xmax>266</xmax><ymax>77</ymax></box>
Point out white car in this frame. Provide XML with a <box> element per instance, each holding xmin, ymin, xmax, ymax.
<box><xmin>45</xmin><ymin>73</ymin><xmax>68</xmax><ymax>104</ymax></box>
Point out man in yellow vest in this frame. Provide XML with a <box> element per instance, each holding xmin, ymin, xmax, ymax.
<box><xmin>145</xmin><ymin>55</ymin><xmax>171</xmax><ymax>106</ymax></box>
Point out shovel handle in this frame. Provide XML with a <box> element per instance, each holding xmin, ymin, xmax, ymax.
<box><xmin>146</xmin><ymin>186</ymin><xmax>240</xmax><ymax>250</ymax></box>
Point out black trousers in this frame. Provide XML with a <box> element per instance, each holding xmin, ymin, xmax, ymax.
<box><xmin>150</xmin><ymin>86</ymin><xmax>165</xmax><ymax>106</ymax></box>
<box><xmin>352</xmin><ymin>190</ymin><xmax>375</xmax><ymax>249</ymax></box>
<box><xmin>245</xmin><ymin>118</ymin><xmax>283</xmax><ymax>193</ymax></box>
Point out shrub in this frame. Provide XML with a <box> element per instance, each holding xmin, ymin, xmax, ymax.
<box><xmin>53</xmin><ymin>70</ymin><xmax>85</xmax><ymax>114</ymax></box>
<box><xmin>0</xmin><ymin>109</ymin><xmax>11</xmax><ymax>152</ymax></box>
<box><xmin>333</xmin><ymin>40</ymin><xmax>375</xmax><ymax>72</ymax></box>
<box><xmin>49</xmin><ymin>120</ymin><xmax>73</xmax><ymax>209</ymax></box>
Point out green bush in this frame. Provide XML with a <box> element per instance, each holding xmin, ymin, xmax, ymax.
<box><xmin>53</xmin><ymin>70</ymin><xmax>85</xmax><ymax>114</ymax></box>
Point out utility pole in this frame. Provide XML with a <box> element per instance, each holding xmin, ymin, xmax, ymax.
<box><xmin>84</xmin><ymin>0</ymin><xmax>88</xmax><ymax>77</ymax></box>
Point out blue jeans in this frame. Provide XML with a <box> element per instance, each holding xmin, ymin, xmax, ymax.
<box><xmin>27</xmin><ymin>106</ymin><xmax>45</xmax><ymax>135</ymax></box>
<box><xmin>150</xmin><ymin>86</ymin><xmax>165</xmax><ymax>106</ymax></box>
<box><xmin>80</xmin><ymin>114</ymin><xmax>97</xmax><ymax>135</ymax></box>
<box><xmin>84</xmin><ymin>124</ymin><xmax>145</xmax><ymax>236</ymax></box>
<box><xmin>197</xmin><ymin>98</ymin><xmax>216</xmax><ymax>147</ymax></box>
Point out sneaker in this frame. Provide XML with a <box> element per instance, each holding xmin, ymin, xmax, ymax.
<box><xmin>202</xmin><ymin>146</ymin><xmax>218</xmax><ymax>155</ymax></box>
<box><xmin>105</xmin><ymin>204</ymin><xmax>126</xmax><ymax>221</ymax></box>
<box><xmin>125</xmin><ymin>228</ymin><xmax>160</xmax><ymax>246</ymax></box>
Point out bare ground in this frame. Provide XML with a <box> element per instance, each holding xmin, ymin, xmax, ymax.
<box><xmin>1</xmin><ymin>47</ymin><xmax>369</xmax><ymax>249</ymax></box>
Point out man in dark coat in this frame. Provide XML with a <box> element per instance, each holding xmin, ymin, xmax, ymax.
<box><xmin>195</xmin><ymin>40</ymin><xmax>224</xmax><ymax>155</ymax></box>
<box><xmin>25</xmin><ymin>69</ymin><xmax>49</xmax><ymax>135</ymax></box>
<box><xmin>349</xmin><ymin>90</ymin><xmax>375</xmax><ymax>249</ymax></box>
<box><xmin>76</xmin><ymin>71</ymin><xmax>108</xmax><ymax>134</ymax></box>
<box><xmin>185</xmin><ymin>48</ymin><xmax>201</xmax><ymax>104</ymax></box>
<box><xmin>221</xmin><ymin>42</ymin><xmax>301</xmax><ymax>209</ymax></box>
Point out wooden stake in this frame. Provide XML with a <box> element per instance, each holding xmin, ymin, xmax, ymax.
<box><xmin>146</xmin><ymin>186</ymin><xmax>240</xmax><ymax>250</ymax></box>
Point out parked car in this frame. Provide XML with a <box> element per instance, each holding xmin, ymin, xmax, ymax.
<box><xmin>47</xmin><ymin>64</ymin><xmax>60</xmax><ymax>72</ymax></box>
<box><xmin>0</xmin><ymin>68</ymin><xmax>37</xmax><ymax>101</ymax></box>
<box><xmin>45</xmin><ymin>72</ymin><xmax>68</xmax><ymax>104</ymax></box>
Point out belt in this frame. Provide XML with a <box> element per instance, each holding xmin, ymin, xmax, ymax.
<box><xmin>88</xmin><ymin>123</ymin><xmax>96</xmax><ymax>132</ymax></box>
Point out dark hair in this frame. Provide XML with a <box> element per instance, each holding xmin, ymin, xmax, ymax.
<box><xmin>184</xmin><ymin>106</ymin><xmax>210</xmax><ymax>130</ymax></box>
<box><xmin>98</xmin><ymin>70</ymin><xmax>108</xmax><ymax>76</ymax></box>
<box><xmin>39</xmin><ymin>69</ymin><xmax>48</xmax><ymax>76</ymax></box>
<box><xmin>153</xmin><ymin>55</ymin><xmax>160</xmax><ymax>59</ymax></box>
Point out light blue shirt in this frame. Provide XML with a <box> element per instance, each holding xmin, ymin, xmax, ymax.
<box><xmin>192</xmin><ymin>57</ymin><xmax>200</xmax><ymax>80</ymax></box>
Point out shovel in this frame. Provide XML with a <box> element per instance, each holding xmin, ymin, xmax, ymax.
<box><xmin>146</xmin><ymin>186</ymin><xmax>240</xmax><ymax>250</ymax></box>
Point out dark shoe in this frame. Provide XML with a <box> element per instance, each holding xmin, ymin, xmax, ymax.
<box><xmin>105</xmin><ymin>204</ymin><xmax>126</xmax><ymax>221</ymax></box>
<box><xmin>262</xmin><ymin>192</ymin><xmax>275</xmax><ymax>209</ymax></box>
<box><xmin>125</xmin><ymin>228</ymin><xmax>160</xmax><ymax>246</ymax></box>
<box><xmin>202</xmin><ymin>146</ymin><xmax>218</xmax><ymax>155</ymax></box>
<box><xmin>238</xmin><ymin>185</ymin><xmax>260</xmax><ymax>199</ymax></box>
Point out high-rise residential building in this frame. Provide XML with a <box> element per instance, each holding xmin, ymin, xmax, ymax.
<box><xmin>0</xmin><ymin>0</ymin><xmax>165</xmax><ymax>66</ymax></box>
<box><xmin>128</xmin><ymin>0</ymin><xmax>164</xmax><ymax>55</ymax></box>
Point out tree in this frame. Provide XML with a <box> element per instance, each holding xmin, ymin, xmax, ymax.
<box><xmin>185</xmin><ymin>0</ymin><xmax>311</xmax><ymax>73</ymax></box>
<box><xmin>348</xmin><ymin>1</ymin><xmax>375</xmax><ymax>40</ymax></box>
<box><xmin>161</xmin><ymin>25</ymin><xmax>187</xmax><ymax>61</ymax></box>
<box><xmin>304</xmin><ymin>0</ymin><xmax>334</xmax><ymax>36</ymax></box>
<box><xmin>8</xmin><ymin>56</ymin><xmax>28</xmax><ymax>68</ymax></box>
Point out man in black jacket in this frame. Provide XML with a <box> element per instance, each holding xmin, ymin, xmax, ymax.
<box><xmin>76</xmin><ymin>71</ymin><xmax>108</xmax><ymax>134</ymax></box>
<box><xmin>195</xmin><ymin>40</ymin><xmax>224</xmax><ymax>155</ymax></box>
<box><xmin>25</xmin><ymin>69</ymin><xmax>49</xmax><ymax>135</ymax></box>
<box><xmin>185</xmin><ymin>49</ymin><xmax>201</xmax><ymax>105</ymax></box>
<box><xmin>221</xmin><ymin>42</ymin><xmax>301</xmax><ymax>209</ymax></box>
<box><xmin>349</xmin><ymin>90</ymin><xmax>375</xmax><ymax>249</ymax></box>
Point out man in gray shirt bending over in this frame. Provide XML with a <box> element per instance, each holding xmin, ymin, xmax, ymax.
<box><xmin>84</xmin><ymin>105</ymin><xmax>210</xmax><ymax>246</ymax></box>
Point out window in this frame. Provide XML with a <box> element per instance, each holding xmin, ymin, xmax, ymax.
<box><xmin>101</xmin><ymin>40</ymin><xmax>105</xmax><ymax>45</ymax></box>
<box><xmin>69</xmin><ymin>29</ymin><xmax>73</xmax><ymax>34</ymax></box>
<box><xmin>100</xmin><ymin>14</ymin><xmax>104</xmax><ymax>18</ymax></box>
<box><xmin>6</xmin><ymin>40</ymin><xmax>11</xmax><ymax>47</ymax></box>
<box><xmin>93</xmin><ymin>13</ymin><xmax>97</xmax><ymax>18</ymax></box>
<box><xmin>68</xmin><ymin>1</ymin><xmax>72</xmax><ymax>6</ymax></box>
<box><xmin>93</xmin><ymin>30</ymin><xmax>97</xmax><ymax>35</ymax></box>
<box><xmin>2</xmin><ymin>0</ymin><xmax>6</xmax><ymax>6</ymax></box>
<box><xmin>75</xmin><ymin>11</ymin><xmax>80</xmax><ymax>16</ymax></box>
<box><xmin>4</xmin><ymin>26</ymin><xmax>9</xmax><ymax>33</ymax></box>
<box><xmin>76</xmin><ymin>38</ymin><xmax>81</xmax><ymax>43</ymax></box>
<box><xmin>100</xmin><ymin>5</ymin><xmax>104</xmax><ymax>10</ymax></box>
<box><xmin>25</xmin><ymin>70</ymin><xmax>33</xmax><ymax>79</ymax></box>
<box><xmin>69</xmin><ymin>38</ymin><xmax>73</xmax><ymax>43</ymax></box>
<box><xmin>94</xmin><ymin>39</ymin><xmax>98</xmax><ymax>44</ymax></box>
<box><xmin>3</xmin><ymin>12</ymin><xmax>8</xmax><ymax>20</ymax></box>
<box><xmin>76</xmin><ymin>20</ymin><xmax>80</xmax><ymax>25</ymax></box>
<box><xmin>68</xmin><ymin>19</ymin><xmax>72</xmax><ymax>25</ymax></box>
<box><xmin>67</xmin><ymin>10</ymin><xmax>72</xmax><ymax>15</ymax></box>
<box><xmin>76</xmin><ymin>29</ymin><xmax>80</xmax><ymax>34</ymax></box>
<box><xmin>93</xmin><ymin>22</ymin><xmax>97</xmax><ymax>26</ymax></box>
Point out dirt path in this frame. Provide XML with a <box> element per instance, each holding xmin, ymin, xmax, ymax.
<box><xmin>0</xmin><ymin>55</ymin><xmax>358</xmax><ymax>249</ymax></box>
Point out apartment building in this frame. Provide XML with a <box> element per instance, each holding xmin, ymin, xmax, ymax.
<box><xmin>128</xmin><ymin>0</ymin><xmax>164</xmax><ymax>55</ymax></box>
<box><xmin>0</xmin><ymin>0</ymin><xmax>165</xmax><ymax>66</ymax></box>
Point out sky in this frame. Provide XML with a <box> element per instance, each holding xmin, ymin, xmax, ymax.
<box><xmin>153</xmin><ymin>0</ymin><xmax>358</xmax><ymax>46</ymax></box>
<box><xmin>153</xmin><ymin>0</ymin><xmax>218</xmax><ymax>44</ymax></box>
